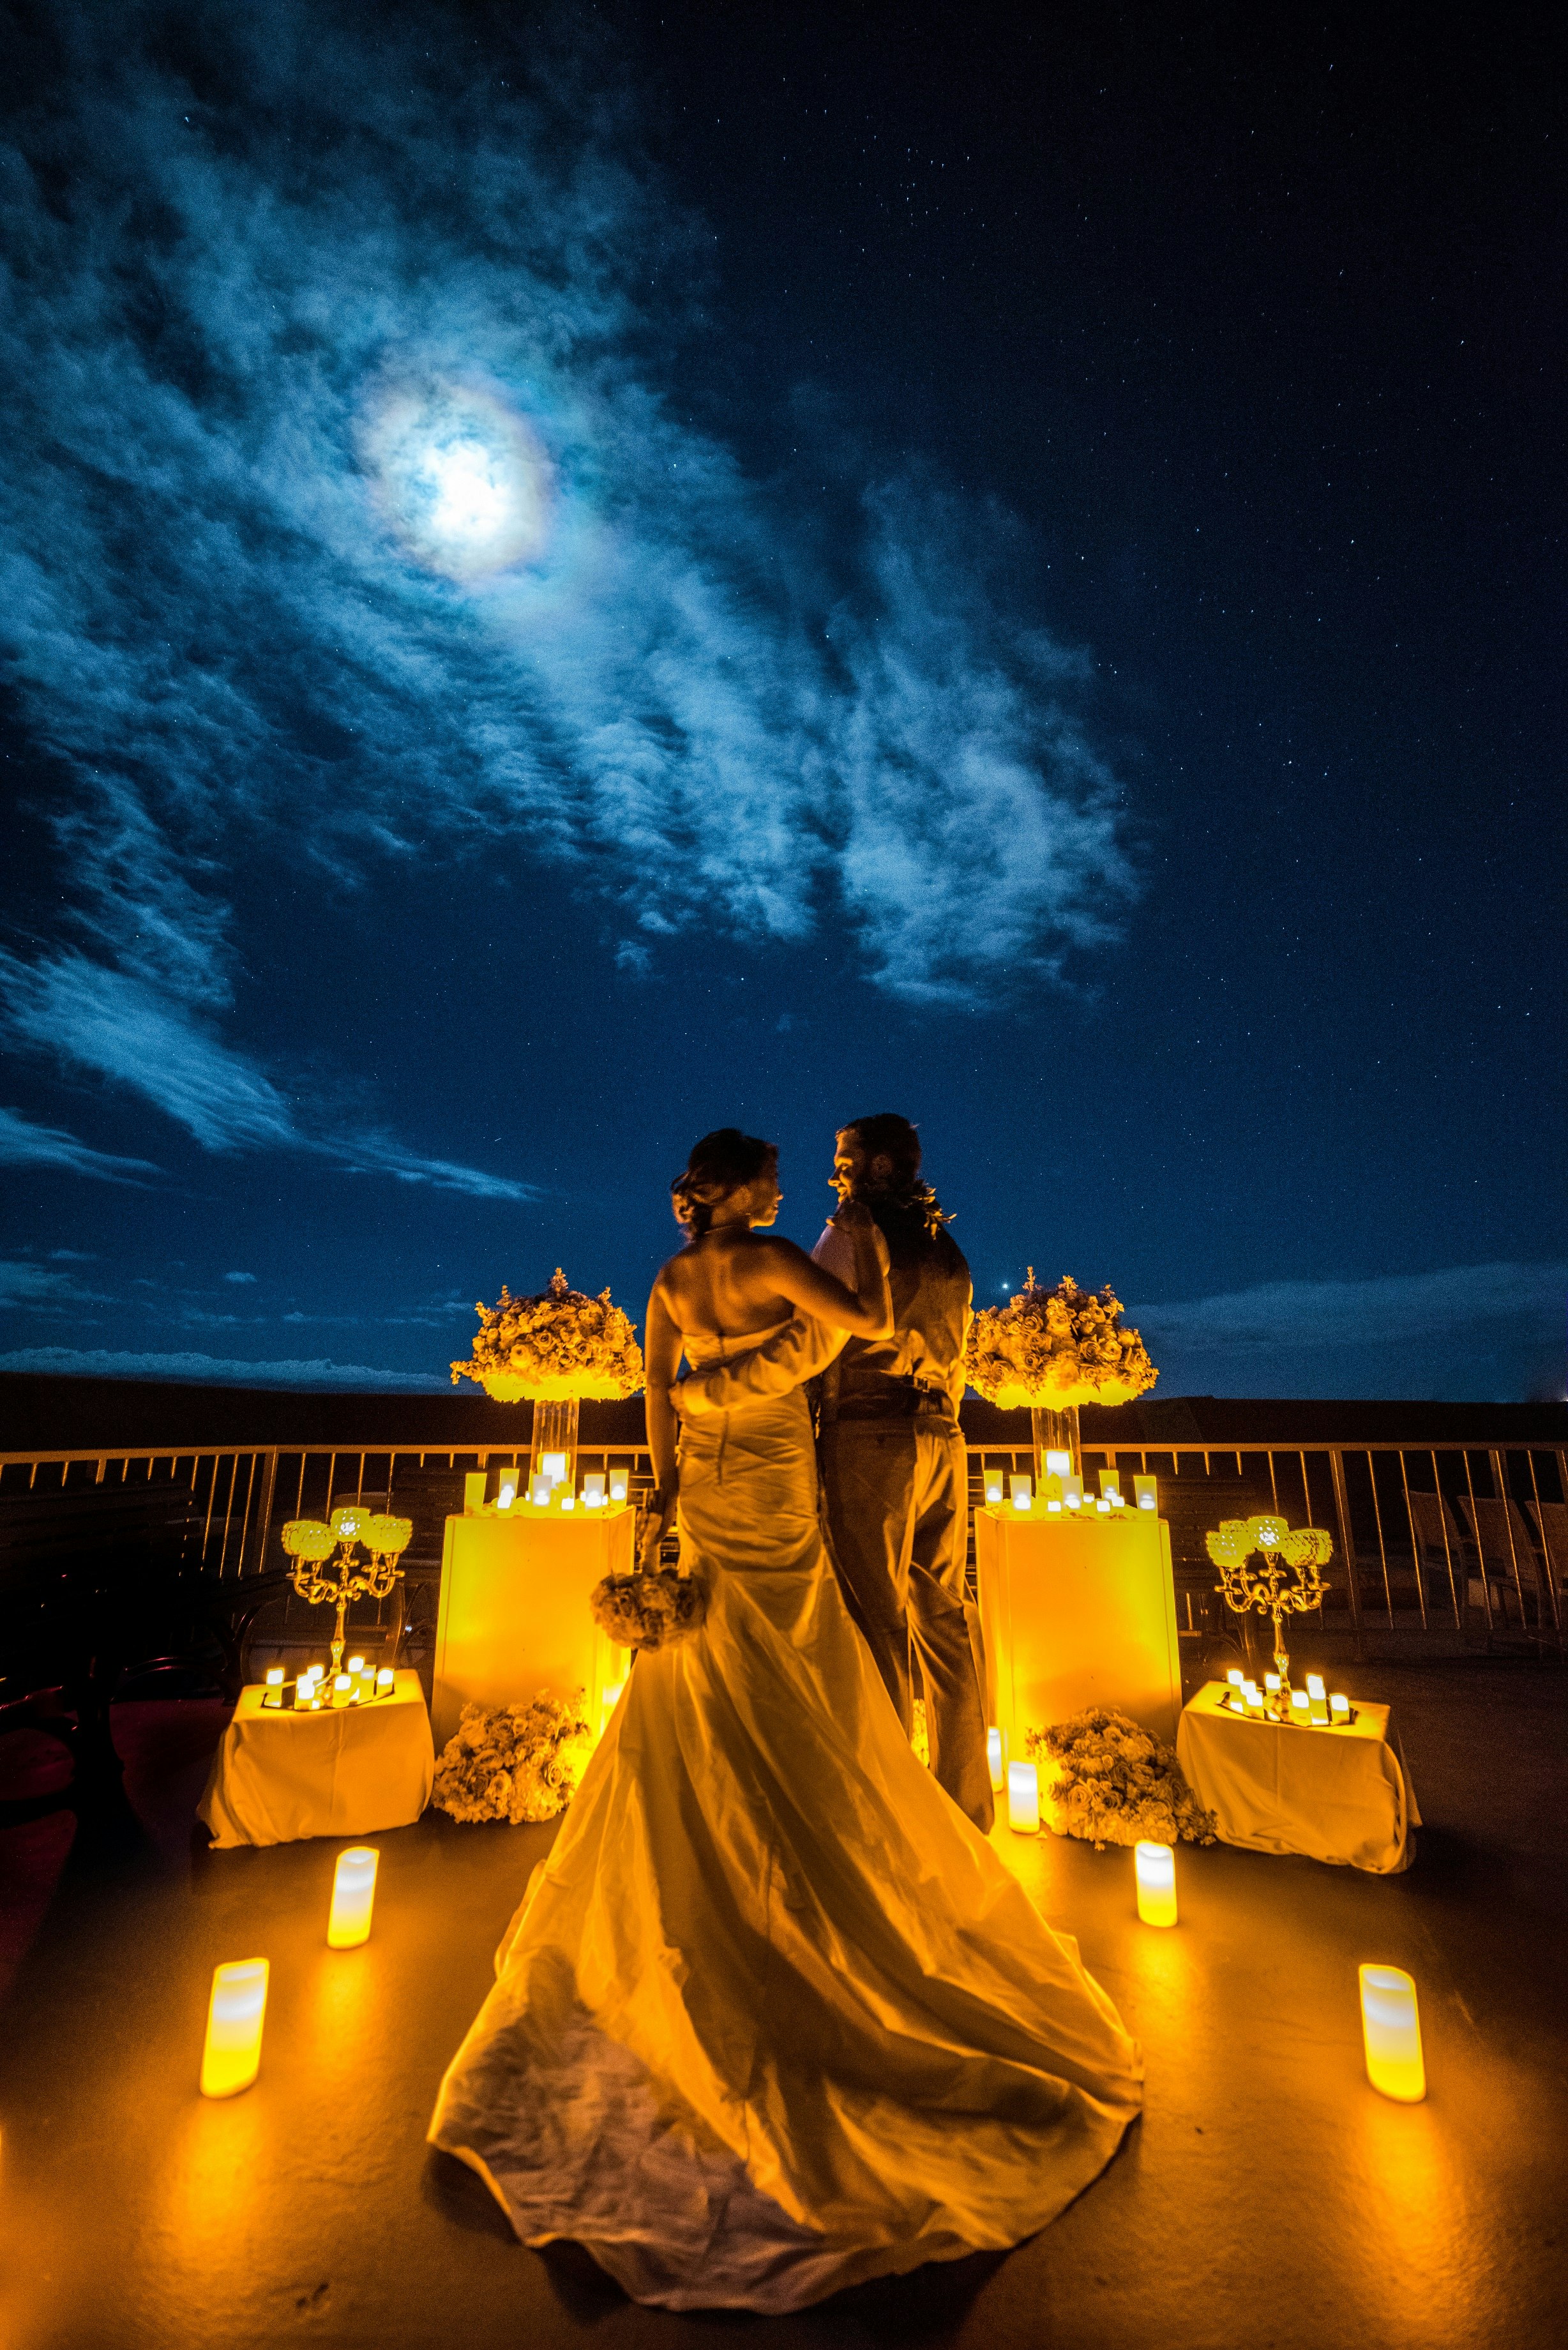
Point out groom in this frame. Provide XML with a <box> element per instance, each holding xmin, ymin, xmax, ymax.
<box><xmin>672</xmin><ymin>1113</ymin><xmax>993</xmax><ymax>1833</ymax></box>
<box><xmin>810</xmin><ymin>1116</ymin><xmax>992</xmax><ymax>1831</ymax></box>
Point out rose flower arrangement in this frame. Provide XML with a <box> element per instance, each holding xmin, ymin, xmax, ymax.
<box><xmin>432</xmin><ymin>1693</ymin><xmax>594</xmax><ymax>1824</ymax></box>
<box><xmin>964</xmin><ymin>1271</ymin><xmax>1157</xmax><ymax>1412</ymax></box>
<box><xmin>1025</xmin><ymin>1707</ymin><xmax>1216</xmax><ymax>1849</ymax></box>
<box><xmin>450</xmin><ymin>1268</ymin><xmax>644</xmax><ymax>1404</ymax></box>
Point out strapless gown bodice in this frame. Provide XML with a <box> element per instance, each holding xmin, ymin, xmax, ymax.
<box><xmin>429</xmin><ymin>1313</ymin><xmax>1142</xmax><ymax>2311</ymax></box>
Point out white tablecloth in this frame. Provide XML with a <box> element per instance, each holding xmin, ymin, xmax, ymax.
<box><xmin>1176</xmin><ymin>1681</ymin><xmax>1421</xmax><ymax>1874</ymax></box>
<box><xmin>432</xmin><ymin>1506</ymin><xmax>635</xmax><ymax>1751</ymax></box>
<box><xmin>976</xmin><ymin>1506</ymin><xmax>1184</xmax><ymax>1748</ymax></box>
<box><xmin>197</xmin><ymin>1671</ymin><xmax>435</xmax><ymax>1849</ymax></box>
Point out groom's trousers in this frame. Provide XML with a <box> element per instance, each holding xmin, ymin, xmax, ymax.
<box><xmin>820</xmin><ymin>1397</ymin><xmax>995</xmax><ymax>1833</ymax></box>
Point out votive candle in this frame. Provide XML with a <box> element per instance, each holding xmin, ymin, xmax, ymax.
<box><xmin>347</xmin><ymin>1656</ymin><xmax>365</xmax><ymax>1676</ymax></box>
<box><xmin>1290</xmin><ymin>1690</ymin><xmax>1310</xmax><ymax>1725</ymax></box>
<box><xmin>1244</xmin><ymin>1682</ymin><xmax>1264</xmax><ymax>1717</ymax></box>
<box><xmin>560</xmin><ymin>1494</ymin><xmax>576</xmax><ymax>1512</ymax></box>
<box><xmin>1307</xmin><ymin>1673</ymin><xmax>1330</xmax><ymax>1725</ymax></box>
<box><xmin>1010</xmin><ymin>1474</ymin><xmax>1032</xmax><ymax>1512</ymax></box>
<box><xmin>375</xmin><ymin>1666</ymin><xmax>395</xmax><ymax>1694</ymax></box>
<box><xmin>529</xmin><ymin>1474</ymin><xmax>552</xmax><ymax>1506</ymax></box>
<box><xmin>1135</xmin><ymin>1840</ymin><xmax>1177</xmax><ymax>1928</ymax></box>
<box><xmin>1134</xmin><ymin>1474</ymin><xmax>1158</xmax><ymax>1512</ymax></box>
<box><xmin>1064</xmin><ymin>1477</ymin><xmax>1084</xmax><ymax>1510</ymax></box>
<box><xmin>327</xmin><ymin>1847</ymin><xmax>379</xmax><ymax>1949</ymax></box>
<box><xmin>331</xmin><ymin>1673</ymin><xmax>352</xmax><ymax>1709</ymax></box>
<box><xmin>494</xmin><ymin>1464</ymin><xmax>518</xmax><ymax>1510</ymax></box>
<box><xmin>356</xmin><ymin>1668</ymin><xmax>376</xmax><ymax>1702</ymax></box>
<box><xmin>200</xmin><ymin>1958</ymin><xmax>268</xmax><ymax>2098</ymax></box>
<box><xmin>608</xmin><ymin>1467</ymin><xmax>629</xmax><ymax>1504</ymax></box>
<box><xmin>1360</xmin><ymin>1964</ymin><xmax>1425</xmax><ymax>2102</ymax></box>
<box><xmin>1007</xmin><ymin>1761</ymin><xmax>1040</xmax><ymax>1834</ymax></box>
<box><xmin>584</xmin><ymin>1473</ymin><xmax>607</xmax><ymax>1508</ymax></box>
<box><xmin>986</xmin><ymin>1727</ymin><xmax>1004</xmax><ymax>1791</ymax></box>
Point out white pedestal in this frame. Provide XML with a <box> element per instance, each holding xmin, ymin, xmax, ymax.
<box><xmin>976</xmin><ymin>1506</ymin><xmax>1182</xmax><ymax>1750</ymax></box>
<box><xmin>433</xmin><ymin>1505</ymin><xmax>635</xmax><ymax>1752</ymax></box>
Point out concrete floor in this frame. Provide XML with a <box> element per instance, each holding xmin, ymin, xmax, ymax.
<box><xmin>1</xmin><ymin>1659</ymin><xmax>1565</xmax><ymax>2350</ymax></box>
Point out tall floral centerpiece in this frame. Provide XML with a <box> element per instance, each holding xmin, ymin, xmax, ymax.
<box><xmin>450</xmin><ymin>1268</ymin><xmax>644</xmax><ymax>1487</ymax></box>
<box><xmin>964</xmin><ymin>1271</ymin><xmax>1157</xmax><ymax>1480</ymax></box>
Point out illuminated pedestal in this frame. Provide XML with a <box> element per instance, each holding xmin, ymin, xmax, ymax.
<box><xmin>432</xmin><ymin>1506</ymin><xmax>635</xmax><ymax>1751</ymax></box>
<box><xmin>976</xmin><ymin>1506</ymin><xmax>1182</xmax><ymax>1752</ymax></box>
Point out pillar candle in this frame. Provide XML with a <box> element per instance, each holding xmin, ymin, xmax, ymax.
<box><xmin>1360</xmin><ymin>1964</ymin><xmax>1425</xmax><ymax>2101</ymax></box>
<box><xmin>346</xmin><ymin>1655</ymin><xmax>365</xmax><ymax>1676</ymax></box>
<box><xmin>331</xmin><ymin>1673</ymin><xmax>352</xmax><ymax>1709</ymax></box>
<box><xmin>1010</xmin><ymin>1474</ymin><xmax>1032</xmax><ymax>1512</ymax></box>
<box><xmin>608</xmin><ymin>1467</ymin><xmax>629</xmax><ymax>1504</ymax></box>
<box><xmin>986</xmin><ymin>1727</ymin><xmax>1004</xmax><ymax>1791</ymax></box>
<box><xmin>1007</xmin><ymin>1761</ymin><xmax>1040</xmax><ymax>1834</ymax></box>
<box><xmin>1135</xmin><ymin>1840</ymin><xmax>1177</xmax><ymax>1928</ymax></box>
<box><xmin>327</xmin><ymin>1847</ymin><xmax>379</xmax><ymax>1949</ymax></box>
<box><xmin>538</xmin><ymin>1450</ymin><xmax>568</xmax><ymax>1487</ymax></box>
<box><xmin>200</xmin><ymin>1958</ymin><xmax>268</xmax><ymax>2097</ymax></box>
<box><xmin>1044</xmin><ymin>1449</ymin><xmax>1073</xmax><ymax>1480</ymax></box>
<box><xmin>1243</xmin><ymin>1682</ymin><xmax>1264</xmax><ymax>1717</ymax></box>
<box><xmin>529</xmin><ymin>1474</ymin><xmax>552</xmax><ymax>1506</ymax></box>
<box><xmin>1290</xmin><ymin>1690</ymin><xmax>1310</xmax><ymax>1725</ymax></box>
<box><xmin>463</xmin><ymin>1471</ymin><xmax>486</xmax><ymax>1514</ymax></box>
<box><xmin>1134</xmin><ymin>1474</ymin><xmax>1159</xmax><ymax>1512</ymax></box>
<box><xmin>1330</xmin><ymin>1692</ymin><xmax>1351</xmax><ymax>1724</ymax></box>
<box><xmin>1063</xmin><ymin>1476</ymin><xmax>1084</xmax><ymax>1510</ymax></box>
<box><xmin>584</xmin><ymin>1473</ymin><xmax>607</xmax><ymax>1508</ymax></box>
<box><xmin>494</xmin><ymin>1464</ymin><xmax>518</xmax><ymax>1509</ymax></box>
<box><xmin>983</xmin><ymin>1470</ymin><xmax>1004</xmax><ymax>1506</ymax></box>
<box><xmin>356</xmin><ymin>1668</ymin><xmax>377</xmax><ymax>1702</ymax></box>
<box><xmin>1307</xmin><ymin>1673</ymin><xmax>1330</xmax><ymax>1725</ymax></box>
<box><xmin>375</xmin><ymin>1666</ymin><xmax>395</xmax><ymax>1694</ymax></box>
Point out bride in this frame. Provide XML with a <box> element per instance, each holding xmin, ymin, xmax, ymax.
<box><xmin>428</xmin><ymin>1128</ymin><xmax>1142</xmax><ymax>2312</ymax></box>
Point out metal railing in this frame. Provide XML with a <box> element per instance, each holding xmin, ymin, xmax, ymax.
<box><xmin>5</xmin><ymin>1430</ymin><xmax>1565</xmax><ymax>1659</ymax></box>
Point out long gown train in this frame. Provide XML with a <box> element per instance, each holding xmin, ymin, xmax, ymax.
<box><xmin>428</xmin><ymin>1325</ymin><xmax>1142</xmax><ymax>2312</ymax></box>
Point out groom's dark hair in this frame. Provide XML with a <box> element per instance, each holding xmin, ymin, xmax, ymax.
<box><xmin>844</xmin><ymin>1112</ymin><xmax>922</xmax><ymax>1192</ymax></box>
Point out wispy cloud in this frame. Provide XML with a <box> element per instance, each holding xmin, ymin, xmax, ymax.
<box><xmin>0</xmin><ymin>1345</ymin><xmax>448</xmax><ymax>1391</ymax></box>
<box><xmin>0</xmin><ymin>0</ymin><xmax>1135</xmax><ymax>1179</ymax></box>
<box><xmin>0</xmin><ymin>1103</ymin><xmax>160</xmax><ymax>1183</ymax></box>
<box><xmin>0</xmin><ymin>954</ymin><xmax>534</xmax><ymax>1198</ymax></box>
<box><xmin>1135</xmin><ymin>1262</ymin><xmax>1567</xmax><ymax>1350</ymax></box>
<box><xmin>0</xmin><ymin>1257</ymin><xmax>114</xmax><ymax>1309</ymax></box>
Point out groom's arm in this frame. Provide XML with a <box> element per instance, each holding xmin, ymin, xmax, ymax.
<box><xmin>672</xmin><ymin>1224</ymin><xmax>880</xmax><ymax>1423</ymax></box>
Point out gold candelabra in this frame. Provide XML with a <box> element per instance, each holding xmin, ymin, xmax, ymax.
<box><xmin>1205</xmin><ymin>1513</ymin><xmax>1333</xmax><ymax>1685</ymax></box>
<box><xmin>280</xmin><ymin>1506</ymin><xmax>412</xmax><ymax>1676</ymax></box>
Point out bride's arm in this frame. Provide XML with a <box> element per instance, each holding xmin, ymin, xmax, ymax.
<box><xmin>753</xmin><ymin>1204</ymin><xmax>893</xmax><ymax>1338</ymax></box>
<box><xmin>641</xmin><ymin>1282</ymin><xmax>683</xmax><ymax>1566</ymax></box>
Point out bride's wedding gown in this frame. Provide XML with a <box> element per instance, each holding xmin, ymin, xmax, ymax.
<box><xmin>428</xmin><ymin>1317</ymin><xmax>1142</xmax><ymax>2312</ymax></box>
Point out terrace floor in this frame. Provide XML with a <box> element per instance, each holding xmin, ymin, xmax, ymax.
<box><xmin>1</xmin><ymin>1658</ymin><xmax>1565</xmax><ymax>2350</ymax></box>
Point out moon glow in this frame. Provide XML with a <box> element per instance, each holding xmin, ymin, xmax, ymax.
<box><xmin>364</xmin><ymin>379</ymin><xmax>553</xmax><ymax>579</ymax></box>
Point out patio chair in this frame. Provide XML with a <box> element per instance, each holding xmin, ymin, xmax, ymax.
<box><xmin>1455</xmin><ymin>1496</ymin><xmax>1549</xmax><ymax>1628</ymax></box>
<box><xmin>1525</xmin><ymin>1501</ymin><xmax>1568</xmax><ymax>1598</ymax></box>
<box><xmin>1403</xmin><ymin>1489</ymin><xmax>1476</xmax><ymax>1618</ymax></box>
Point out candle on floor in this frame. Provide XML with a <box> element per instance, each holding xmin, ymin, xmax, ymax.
<box><xmin>1330</xmin><ymin>1692</ymin><xmax>1352</xmax><ymax>1724</ymax></box>
<box><xmin>1135</xmin><ymin>1840</ymin><xmax>1177</xmax><ymax>1928</ymax></box>
<box><xmin>1307</xmin><ymin>1673</ymin><xmax>1330</xmax><ymax>1725</ymax></box>
<box><xmin>1360</xmin><ymin>1964</ymin><xmax>1425</xmax><ymax>2102</ymax></box>
<box><xmin>1007</xmin><ymin>1761</ymin><xmax>1040</xmax><ymax>1833</ymax></box>
<box><xmin>327</xmin><ymin>1847</ymin><xmax>379</xmax><ymax>1949</ymax></box>
<box><xmin>200</xmin><ymin>1958</ymin><xmax>268</xmax><ymax>2098</ymax></box>
<box><xmin>986</xmin><ymin>1727</ymin><xmax>1004</xmax><ymax>1791</ymax></box>
<box><xmin>984</xmin><ymin>1469</ymin><xmax>1004</xmax><ymax>1506</ymax></box>
<box><xmin>1010</xmin><ymin>1474</ymin><xmax>1032</xmax><ymax>1512</ymax></box>
<box><xmin>1134</xmin><ymin>1474</ymin><xmax>1158</xmax><ymax>1512</ymax></box>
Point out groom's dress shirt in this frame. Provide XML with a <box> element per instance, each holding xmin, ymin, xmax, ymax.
<box><xmin>813</xmin><ymin>1220</ymin><xmax>970</xmax><ymax>1416</ymax></box>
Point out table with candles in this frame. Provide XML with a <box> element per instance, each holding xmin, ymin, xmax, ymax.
<box><xmin>432</xmin><ymin>1460</ymin><xmax>635</xmax><ymax>1751</ymax></box>
<box><xmin>976</xmin><ymin>1469</ymin><xmax>1184</xmax><ymax>1754</ymax></box>
<box><xmin>197</xmin><ymin>1666</ymin><xmax>435</xmax><ymax>1849</ymax></box>
<box><xmin>1176</xmin><ymin>1677</ymin><xmax>1421</xmax><ymax>1874</ymax></box>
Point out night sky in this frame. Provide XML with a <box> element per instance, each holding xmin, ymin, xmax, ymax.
<box><xmin>1</xmin><ymin>1</ymin><xmax>1563</xmax><ymax>1402</ymax></box>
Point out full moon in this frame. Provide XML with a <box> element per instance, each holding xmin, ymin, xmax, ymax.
<box><xmin>363</xmin><ymin>379</ymin><xmax>553</xmax><ymax>580</ymax></box>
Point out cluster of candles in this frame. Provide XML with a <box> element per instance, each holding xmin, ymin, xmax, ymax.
<box><xmin>261</xmin><ymin>1658</ymin><xmax>395</xmax><ymax>1710</ymax></box>
<box><xmin>983</xmin><ymin>1718</ymin><xmax>1426</xmax><ymax>2098</ymax></box>
<box><xmin>479</xmin><ymin>1460</ymin><xmax>632</xmax><ymax>1515</ymax></box>
<box><xmin>1223</xmin><ymin>1667</ymin><xmax>1351</xmax><ymax>1727</ymax></box>
<box><xmin>983</xmin><ymin>1459</ymin><xmax>1159</xmax><ymax>1517</ymax></box>
<box><xmin>200</xmin><ymin>1847</ymin><xmax>381</xmax><ymax>2097</ymax></box>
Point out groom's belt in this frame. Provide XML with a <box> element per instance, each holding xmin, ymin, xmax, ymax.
<box><xmin>829</xmin><ymin>1368</ymin><xmax>957</xmax><ymax>1422</ymax></box>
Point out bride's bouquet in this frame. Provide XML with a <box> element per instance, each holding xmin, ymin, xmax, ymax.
<box><xmin>964</xmin><ymin>1271</ymin><xmax>1157</xmax><ymax>1412</ymax></box>
<box><xmin>450</xmin><ymin>1267</ymin><xmax>644</xmax><ymax>1404</ymax></box>
<box><xmin>591</xmin><ymin>1566</ymin><xmax>707</xmax><ymax>1651</ymax></box>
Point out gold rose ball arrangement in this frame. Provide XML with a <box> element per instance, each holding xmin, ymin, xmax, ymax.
<box><xmin>450</xmin><ymin>1267</ymin><xmax>645</xmax><ymax>1405</ymax></box>
<box><xmin>964</xmin><ymin>1271</ymin><xmax>1157</xmax><ymax>1477</ymax></box>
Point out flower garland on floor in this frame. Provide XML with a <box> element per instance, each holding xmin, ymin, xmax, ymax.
<box><xmin>1025</xmin><ymin>1707</ymin><xmax>1217</xmax><ymax>1849</ymax></box>
<box><xmin>432</xmin><ymin>1693</ymin><xmax>593</xmax><ymax>1824</ymax></box>
<box><xmin>449</xmin><ymin>1268</ymin><xmax>644</xmax><ymax>1403</ymax></box>
<box><xmin>590</xmin><ymin>1568</ymin><xmax>706</xmax><ymax>1650</ymax></box>
<box><xmin>965</xmin><ymin>1271</ymin><xmax>1157</xmax><ymax>1412</ymax></box>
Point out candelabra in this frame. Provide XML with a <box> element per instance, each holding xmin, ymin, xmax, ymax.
<box><xmin>1205</xmin><ymin>1513</ymin><xmax>1333</xmax><ymax>1685</ymax></box>
<box><xmin>280</xmin><ymin>1506</ymin><xmax>412</xmax><ymax>1676</ymax></box>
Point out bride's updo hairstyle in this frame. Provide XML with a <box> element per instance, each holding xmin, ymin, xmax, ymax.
<box><xmin>671</xmin><ymin>1128</ymin><xmax>778</xmax><ymax>1237</ymax></box>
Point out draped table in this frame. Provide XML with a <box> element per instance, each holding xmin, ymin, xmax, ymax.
<box><xmin>1176</xmin><ymin>1681</ymin><xmax>1421</xmax><ymax>1874</ymax></box>
<box><xmin>975</xmin><ymin>1504</ymin><xmax>1183</xmax><ymax>1750</ymax></box>
<box><xmin>432</xmin><ymin>1503</ymin><xmax>635</xmax><ymax>1752</ymax></box>
<box><xmin>198</xmin><ymin>1670</ymin><xmax>435</xmax><ymax>1849</ymax></box>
